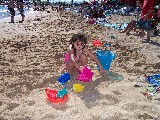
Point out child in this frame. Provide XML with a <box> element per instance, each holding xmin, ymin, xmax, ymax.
<box><xmin>65</xmin><ymin>33</ymin><xmax>105</xmax><ymax>75</ymax></box>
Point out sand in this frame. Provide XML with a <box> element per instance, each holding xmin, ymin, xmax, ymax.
<box><xmin>0</xmin><ymin>8</ymin><xmax>160</xmax><ymax>120</ymax></box>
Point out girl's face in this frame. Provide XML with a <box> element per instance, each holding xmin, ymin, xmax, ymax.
<box><xmin>72</xmin><ymin>41</ymin><xmax>85</xmax><ymax>50</ymax></box>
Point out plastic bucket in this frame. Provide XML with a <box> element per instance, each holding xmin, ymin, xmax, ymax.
<box><xmin>96</xmin><ymin>50</ymin><xmax>116</xmax><ymax>70</ymax></box>
<box><xmin>146</xmin><ymin>74</ymin><xmax>160</xmax><ymax>85</ymax></box>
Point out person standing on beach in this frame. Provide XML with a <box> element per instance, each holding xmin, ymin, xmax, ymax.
<box><xmin>138</xmin><ymin>0</ymin><xmax>154</xmax><ymax>40</ymax></box>
<box><xmin>17</xmin><ymin>0</ymin><xmax>25</xmax><ymax>23</ymax></box>
<box><xmin>8</xmin><ymin>0</ymin><xmax>16</xmax><ymax>23</ymax></box>
<box><xmin>121</xmin><ymin>0</ymin><xmax>155</xmax><ymax>40</ymax></box>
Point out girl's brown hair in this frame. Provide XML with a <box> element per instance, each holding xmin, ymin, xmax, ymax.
<box><xmin>70</xmin><ymin>33</ymin><xmax>87</xmax><ymax>56</ymax></box>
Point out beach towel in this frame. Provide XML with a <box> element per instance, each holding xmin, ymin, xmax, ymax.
<box><xmin>103</xmin><ymin>23</ymin><xmax>128</xmax><ymax>30</ymax></box>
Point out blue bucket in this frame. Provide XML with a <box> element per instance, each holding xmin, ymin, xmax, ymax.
<box><xmin>146</xmin><ymin>74</ymin><xmax>160</xmax><ymax>85</ymax></box>
<box><xmin>96</xmin><ymin>50</ymin><xmax>116</xmax><ymax>70</ymax></box>
<box><xmin>58</xmin><ymin>72</ymin><xmax>70</xmax><ymax>84</ymax></box>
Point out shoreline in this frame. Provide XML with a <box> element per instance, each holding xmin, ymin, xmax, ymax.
<box><xmin>0</xmin><ymin>9</ymin><xmax>37</xmax><ymax>23</ymax></box>
<box><xmin>0</xmin><ymin>7</ymin><xmax>34</xmax><ymax>20</ymax></box>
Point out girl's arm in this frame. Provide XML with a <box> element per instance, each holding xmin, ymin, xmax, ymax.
<box><xmin>70</xmin><ymin>53</ymin><xmax>80</xmax><ymax>69</ymax></box>
<box><xmin>84</xmin><ymin>48</ymin><xmax>105</xmax><ymax>72</ymax></box>
<box><xmin>67</xmin><ymin>49</ymin><xmax>81</xmax><ymax>70</ymax></box>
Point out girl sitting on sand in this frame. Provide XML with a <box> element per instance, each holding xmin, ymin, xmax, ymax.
<box><xmin>65</xmin><ymin>33</ymin><xmax>105</xmax><ymax>75</ymax></box>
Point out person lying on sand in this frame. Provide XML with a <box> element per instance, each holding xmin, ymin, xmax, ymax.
<box><xmin>65</xmin><ymin>33</ymin><xmax>105</xmax><ymax>75</ymax></box>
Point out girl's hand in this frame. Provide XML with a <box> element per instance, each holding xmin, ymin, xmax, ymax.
<box><xmin>100</xmin><ymin>68</ymin><xmax>106</xmax><ymax>74</ymax></box>
<box><xmin>74</xmin><ymin>56</ymin><xmax>79</xmax><ymax>62</ymax></box>
<box><xmin>79</xmin><ymin>66</ymin><xmax>84</xmax><ymax>73</ymax></box>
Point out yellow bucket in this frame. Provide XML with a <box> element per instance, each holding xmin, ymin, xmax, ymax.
<box><xmin>73</xmin><ymin>84</ymin><xmax>84</xmax><ymax>92</ymax></box>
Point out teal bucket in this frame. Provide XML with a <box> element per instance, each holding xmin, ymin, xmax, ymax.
<box><xmin>96</xmin><ymin>50</ymin><xmax>116</xmax><ymax>70</ymax></box>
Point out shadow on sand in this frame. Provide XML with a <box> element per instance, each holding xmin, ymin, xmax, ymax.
<box><xmin>76</xmin><ymin>73</ymin><xmax>122</xmax><ymax>109</ymax></box>
<box><xmin>46</xmin><ymin>99</ymin><xmax>69</xmax><ymax>111</ymax></box>
<box><xmin>142</xmin><ymin>39</ymin><xmax>160</xmax><ymax>47</ymax></box>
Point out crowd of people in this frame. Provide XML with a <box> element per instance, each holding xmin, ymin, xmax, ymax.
<box><xmin>80</xmin><ymin>0</ymin><xmax>160</xmax><ymax>40</ymax></box>
<box><xmin>7</xmin><ymin>0</ymin><xmax>160</xmax><ymax>39</ymax></box>
<box><xmin>81</xmin><ymin>5</ymin><xmax>105</xmax><ymax>19</ymax></box>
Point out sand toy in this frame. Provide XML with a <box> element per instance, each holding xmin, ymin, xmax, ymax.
<box><xmin>104</xmin><ymin>43</ymin><xmax>111</xmax><ymax>47</ymax></box>
<box><xmin>77</xmin><ymin>66</ymin><xmax>94</xmax><ymax>82</ymax></box>
<box><xmin>92</xmin><ymin>40</ymin><xmax>102</xmax><ymax>46</ymax></box>
<box><xmin>57</xmin><ymin>88</ymin><xmax>68</xmax><ymax>98</ymax></box>
<box><xmin>45</xmin><ymin>88</ymin><xmax>69</xmax><ymax>104</ymax></box>
<box><xmin>110</xmin><ymin>36</ymin><xmax>116</xmax><ymax>39</ymax></box>
<box><xmin>58</xmin><ymin>72</ymin><xmax>70</xmax><ymax>85</ymax></box>
<box><xmin>96</xmin><ymin>50</ymin><xmax>116</xmax><ymax>70</ymax></box>
<box><xmin>73</xmin><ymin>84</ymin><xmax>84</xmax><ymax>92</ymax></box>
<box><xmin>146</xmin><ymin>74</ymin><xmax>160</xmax><ymax>86</ymax></box>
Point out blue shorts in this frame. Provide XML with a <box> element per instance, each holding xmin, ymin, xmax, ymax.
<box><xmin>19</xmin><ymin>8</ymin><xmax>24</xmax><ymax>16</ymax></box>
<box><xmin>136</xmin><ymin>20</ymin><xmax>151</xmax><ymax>31</ymax></box>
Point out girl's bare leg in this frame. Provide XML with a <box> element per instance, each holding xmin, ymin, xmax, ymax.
<box><xmin>11</xmin><ymin>15</ymin><xmax>14</xmax><ymax>23</ymax></box>
<box><xmin>66</xmin><ymin>60</ymin><xmax>74</xmax><ymax>75</ymax></box>
<box><xmin>139</xmin><ymin>29</ymin><xmax>146</xmax><ymax>39</ymax></box>
<box><xmin>146</xmin><ymin>30</ymin><xmax>150</xmax><ymax>40</ymax></box>
<box><xmin>121</xmin><ymin>20</ymin><xmax>136</xmax><ymax>33</ymax></box>
<box><xmin>125</xmin><ymin>20</ymin><xmax>137</xmax><ymax>35</ymax></box>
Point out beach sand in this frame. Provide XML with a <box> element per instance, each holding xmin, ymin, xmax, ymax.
<box><xmin>0</xmin><ymin>9</ymin><xmax>160</xmax><ymax>120</ymax></box>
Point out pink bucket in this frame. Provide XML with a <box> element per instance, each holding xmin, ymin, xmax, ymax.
<box><xmin>77</xmin><ymin>66</ymin><xmax>94</xmax><ymax>82</ymax></box>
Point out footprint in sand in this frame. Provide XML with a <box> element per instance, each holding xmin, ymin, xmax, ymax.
<box><xmin>103</xmin><ymin>94</ymin><xmax>121</xmax><ymax>105</ymax></box>
<box><xmin>5</xmin><ymin>81</ymin><xmax>33</xmax><ymax>98</ymax></box>
<box><xmin>7</xmin><ymin>103</ymin><xmax>20</xmax><ymax>111</ymax></box>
